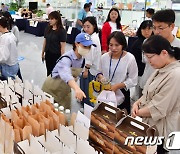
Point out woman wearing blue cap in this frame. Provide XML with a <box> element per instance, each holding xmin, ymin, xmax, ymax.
<box><xmin>42</xmin><ymin>33</ymin><xmax>95</xmax><ymax>109</ymax></box>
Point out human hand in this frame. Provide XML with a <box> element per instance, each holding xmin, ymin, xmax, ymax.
<box><xmin>75</xmin><ymin>88</ymin><xmax>86</xmax><ymax>101</ymax></box>
<box><xmin>83</xmin><ymin>70</ymin><xmax>88</xmax><ymax>78</ymax></box>
<box><xmin>100</xmin><ymin>76</ymin><xmax>107</xmax><ymax>83</ymax></box>
<box><xmin>110</xmin><ymin>84</ymin><xmax>118</xmax><ymax>92</ymax></box>
<box><xmin>131</xmin><ymin>102</ymin><xmax>140</xmax><ymax>118</ymax></box>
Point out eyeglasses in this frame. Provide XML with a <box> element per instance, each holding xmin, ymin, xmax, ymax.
<box><xmin>152</xmin><ymin>25</ymin><xmax>169</xmax><ymax>32</ymax></box>
<box><xmin>142</xmin><ymin>51</ymin><xmax>157</xmax><ymax>59</ymax></box>
<box><xmin>145</xmin><ymin>54</ymin><xmax>156</xmax><ymax>59</ymax></box>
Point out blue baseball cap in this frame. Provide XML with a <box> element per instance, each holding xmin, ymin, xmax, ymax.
<box><xmin>75</xmin><ymin>33</ymin><xmax>96</xmax><ymax>47</ymax></box>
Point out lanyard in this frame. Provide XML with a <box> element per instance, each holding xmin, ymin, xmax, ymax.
<box><xmin>109</xmin><ymin>51</ymin><xmax>123</xmax><ymax>82</ymax></box>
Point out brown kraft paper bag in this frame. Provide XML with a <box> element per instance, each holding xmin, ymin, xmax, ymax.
<box><xmin>31</xmin><ymin>114</ymin><xmax>46</xmax><ymax>136</ymax></box>
<box><xmin>40</xmin><ymin>114</ymin><xmax>50</xmax><ymax>130</ymax></box>
<box><xmin>4</xmin><ymin>121</ymin><xmax>14</xmax><ymax>154</ymax></box>
<box><xmin>31</xmin><ymin>104</ymin><xmax>40</xmax><ymax>115</ymax></box>
<box><xmin>47</xmin><ymin>110</ymin><xmax>59</xmax><ymax>130</ymax></box>
<box><xmin>27</xmin><ymin>116</ymin><xmax>40</xmax><ymax>136</ymax></box>
<box><xmin>11</xmin><ymin>109</ymin><xmax>20</xmax><ymax>124</ymax></box>
<box><xmin>54</xmin><ymin>110</ymin><xmax>66</xmax><ymax>126</ymax></box>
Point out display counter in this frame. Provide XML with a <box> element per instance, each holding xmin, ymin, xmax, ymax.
<box><xmin>25</xmin><ymin>20</ymin><xmax>48</xmax><ymax>37</ymax></box>
<box><xmin>15</xmin><ymin>18</ymin><xmax>27</xmax><ymax>31</ymax></box>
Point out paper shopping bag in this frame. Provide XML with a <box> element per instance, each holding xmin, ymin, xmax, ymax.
<box><xmin>14</xmin><ymin>128</ymin><xmax>21</xmax><ymax>143</ymax></box>
<box><xmin>21</xmin><ymin>107</ymin><xmax>30</xmax><ymax>120</ymax></box>
<box><xmin>54</xmin><ymin>110</ymin><xmax>66</xmax><ymax>126</ymax></box>
<box><xmin>40</xmin><ymin>102</ymin><xmax>52</xmax><ymax>113</ymax></box>
<box><xmin>97</xmin><ymin>90</ymin><xmax>118</xmax><ymax>107</ymax></box>
<box><xmin>89</xmin><ymin>80</ymin><xmax>104</xmax><ymax>103</ymax></box>
<box><xmin>42</xmin><ymin>130</ymin><xmax>63</xmax><ymax>153</ymax></box>
<box><xmin>47</xmin><ymin>110</ymin><xmax>59</xmax><ymax>129</ymax></box>
<box><xmin>0</xmin><ymin>116</ymin><xmax>6</xmax><ymax>152</ymax></box>
<box><xmin>24</xmin><ymin>80</ymin><xmax>33</xmax><ymax>91</ymax></box>
<box><xmin>11</xmin><ymin>110</ymin><xmax>20</xmax><ymax>124</ymax></box>
<box><xmin>31</xmin><ymin>104</ymin><xmax>40</xmax><ymax>115</ymax></box>
<box><xmin>40</xmin><ymin>114</ymin><xmax>50</xmax><ymax>130</ymax></box>
<box><xmin>45</xmin><ymin>100</ymin><xmax>54</xmax><ymax>110</ymax></box>
<box><xmin>1</xmin><ymin>113</ymin><xmax>9</xmax><ymax>123</ymax></box>
<box><xmin>14</xmin><ymin>117</ymin><xmax>33</xmax><ymax>141</ymax></box>
<box><xmin>27</xmin><ymin>116</ymin><xmax>40</xmax><ymax>136</ymax></box>
<box><xmin>4</xmin><ymin>121</ymin><xmax>14</xmax><ymax>154</ymax></box>
<box><xmin>48</xmin><ymin>115</ymin><xmax>54</xmax><ymax>131</ymax></box>
<box><xmin>31</xmin><ymin>114</ymin><xmax>45</xmax><ymax>136</ymax></box>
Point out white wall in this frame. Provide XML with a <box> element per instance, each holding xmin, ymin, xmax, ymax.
<box><xmin>15</xmin><ymin>0</ymin><xmax>180</xmax><ymax>27</ymax></box>
<box><xmin>55</xmin><ymin>7</ymin><xmax>180</xmax><ymax>27</ymax></box>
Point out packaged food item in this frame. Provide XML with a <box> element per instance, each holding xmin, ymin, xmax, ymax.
<box><xmin>53</xmin><ymin>103</ymin><xmax>59</xmax><ymax>109</ymax></box>
<box><xmin>58</xmin><ymin>106</ymin><xmax>64</xmax><ymax>113</ymax></box>
<box><xmin>65</xmin><ymin>109</ymin><xmax>71</xmax><ymax>125</ymax></box>
<box><xmin>115</xmin><ymin>116</ymin><xmax>157</xmax><ymax>154</ymax></box>
<box><xmin>89</xmin><ymin>102</ymin><xmax>126</xmax><ymax>153</ymax></box>
<box><xmin>90</xmin><ymin>102</ymin><xmax>126</xmax><ymax>140</ymax></box>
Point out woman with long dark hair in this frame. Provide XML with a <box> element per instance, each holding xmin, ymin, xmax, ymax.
<box><xmin>41</xmin><ymin>11</ymin><xmax>67</xmax><ymax>76</ymax></box>
<box><xmin>101</xmin><ymin>7</ymin><xmax>122</xmax><ymax>53</ymax></box>
<box><xmin>3</xmin><ymin>11</ymin><xmax>19</xmax><ymax>44</ymax></box>
<box><xmin>132</xmin><ymin>35</ymin><xmax>180</xmax><ymax>154</ymax></box>
<box><xmin>131</xmin><ymin>20</ymin><xmax>153</xmax><ymax>100</ymax></box>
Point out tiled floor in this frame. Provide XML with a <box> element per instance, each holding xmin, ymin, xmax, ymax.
<box><xmin>18</xmin><ymin>31</ymin><xmax>81</xmax><ymax>113</ymax></box>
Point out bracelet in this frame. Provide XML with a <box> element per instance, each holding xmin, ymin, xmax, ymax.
<box><xmin>85</xmin><ymin>66</ymin><xmax>90</xmax><ymax>69</ymax></box>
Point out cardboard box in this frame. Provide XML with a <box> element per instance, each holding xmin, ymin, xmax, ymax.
<box><xmin>90</xmin><ymin>102</ymin><xmax>126</xmax><ymax>140</ymax></box>
<box><xmin>89</xmin><ymin>127</ymin><xmax>130</xmax><ymax>154</ymax></box>
<box><xmin>114</xmin><ymin>116</ymin><xmax>157</xmax><ymax>154</ymax></box>
<box><xmin>89</xmin><ymin>127</ymin><xmax>114</xmax><ymax>154</ymax></box>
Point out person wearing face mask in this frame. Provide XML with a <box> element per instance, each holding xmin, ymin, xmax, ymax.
<box><xmin>42</xmin><ymin>33</ymin><xmax>95</xmax><ymax>109</ymax></box>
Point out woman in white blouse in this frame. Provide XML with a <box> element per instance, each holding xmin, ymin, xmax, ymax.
<box><xmin>0</xmin><ymin>17</ymin><xmax>19</xmax><ymax>80</ymax></box>
<box><xmin>80</xmin><ymin>16</ymin><xmax>101</xmax><ymax>106</ymax></box>
<box><xmin>97</xmin><ymin>31</ymin><xmax>138</xmax><ymax>114</ymax></box>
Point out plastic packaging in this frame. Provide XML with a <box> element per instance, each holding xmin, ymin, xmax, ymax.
<box><xmin>55</xmin><ymin>108</ymin><xmax>58</xmax><ymax>111</ymax></box>
<box><xmin>58</xmin><ymin>106</ymin><xmax>64</xmax><ymax>113</ymax></box>
<box><xmin>53</xmin><ymin>103</ymin><xmax>59</xmax><ymax>109</ymax></box>
<box><xmin>65</xmin><ymin>109</ymin><xmax>71</xmax><ymax>125</ymax></box>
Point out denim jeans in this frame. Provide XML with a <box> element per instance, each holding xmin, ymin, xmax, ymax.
<box><xmin>0</xmin><ymin>63</ymin><xmax>19</xmax><ymax>80</ymax></box>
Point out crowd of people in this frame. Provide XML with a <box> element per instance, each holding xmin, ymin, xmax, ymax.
<box><xmin>41</xmin><ymin>6</ymin><xmax>180</xmax><ymax>154</ymax></box>
<box><xmin>0</xmin><ymin>3</ymin><xmax>180</xmax><ymax>153</ymax></box>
